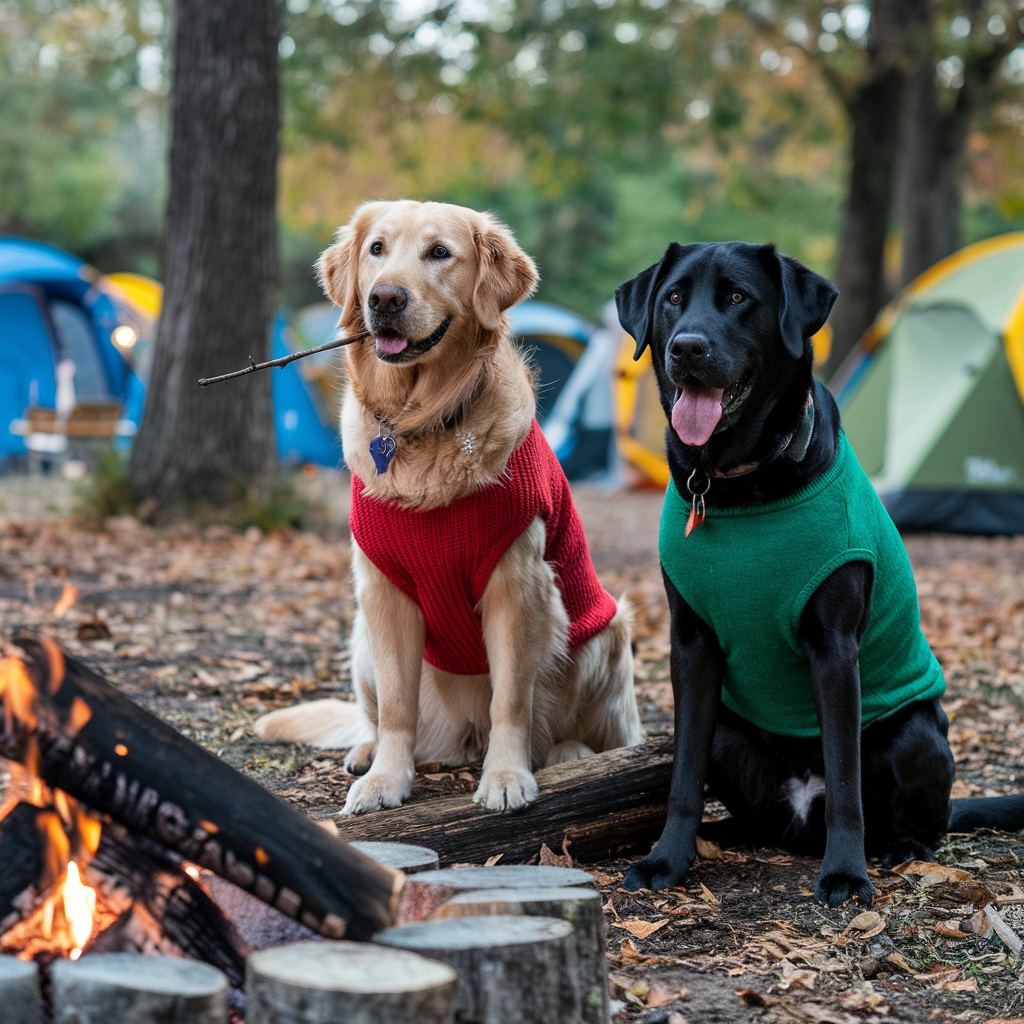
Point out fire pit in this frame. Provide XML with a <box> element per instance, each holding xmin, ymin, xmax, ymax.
<box><xmin>1</xmin><ymin>639</ymin><xmax>613</xmax><ymax>1023</ymax></box>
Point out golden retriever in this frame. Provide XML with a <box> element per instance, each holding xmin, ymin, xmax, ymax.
<box><xmin>255</xmin><ymin>200</ymin><xmax>644</xmax><ymax>814</ymax></box>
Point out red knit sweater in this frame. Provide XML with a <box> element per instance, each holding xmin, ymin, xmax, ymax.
<box><xmin>350</xmin><ymin>420</ymin><xmax>617</xmax><ymax>676</ymax></box>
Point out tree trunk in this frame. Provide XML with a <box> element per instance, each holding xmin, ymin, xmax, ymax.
<box><xmin>897</xmin><ymin>59</ymin><xmax>966</xmax><ymax>286</ymax></box>
<box><xmin>821</xmin><ymin>0</ymin><xmax>922</xmax><ymax>380</ymax></box>
<box><xmin>129</xmin><ymin>0</ymin><xmax>280</xmax><ymax>504</ymax></box>
<box><xmin>898</xmin><ymin>4</ymin><xmax>1022</xmax><ymax>287</ymax></box>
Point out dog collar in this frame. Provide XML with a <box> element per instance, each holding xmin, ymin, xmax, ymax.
<box><xmin>368</xmin><ymin>369</ymin><xmax>488</xmax><ymax>475</ymax></box>
<box><xmin>684</xmin><ymin>392</ymin><xmax>815</xmax><ymax>537</ymax></box>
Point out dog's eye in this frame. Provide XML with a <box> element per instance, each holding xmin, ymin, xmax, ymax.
<box><xmin>430</xmin><ymin>245</ymin><xmax>450</xmax><ymax>259</ymax></box>
<box><xmin>668</xmin><ymin>292</ymin><xmax>681</xmax><ymax>305</ymax></box>
<box><xmin>370</xmin><ymin>241</ymin><xmax>384</xmax><ymax>256</ymax></box>
<box><xmin>731</xmin><ymin>292</ymin><xmax>745</xmax><ymax>304</ymax></box>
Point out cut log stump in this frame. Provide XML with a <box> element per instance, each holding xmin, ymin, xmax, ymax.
<box><xmin>434</xmin><ymin>887</ymin><xmax>609</xmax><ymax>1024</ymax></box>
<box><xmin>246</xmin><ymin>940</ymin><xmax>457</xmax><ymax>1024</ymax></box>
<box><xmin>376</xmin><ymin>914</ymin><xmax>580</xmax><ymax>1024</ymax></box>
<box><xmin>350</xmin><ymin>841</ymin><xmax>439</xmax><ymax>875</ymax></box>
<box><xmin>50</xmin><ymin>953</ymin><xmax>228</xmax><ymax>1024</ymax></box>
<box><xmin>399</xmin><ymin>865</ymin><xmax>593</xmax><ymax>923</ymax></box>
<box><xmin>0</xmin><ymin>955</ymin><xmax>41</xmax><ymax>1024</ymax></box>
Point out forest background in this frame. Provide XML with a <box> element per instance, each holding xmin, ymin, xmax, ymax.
<box><xmin>3</xmin><ymin>0</ymin><xmax>1024</xmax><ymax>371</ymax></box>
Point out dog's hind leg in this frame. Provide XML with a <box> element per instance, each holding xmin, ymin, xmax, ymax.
<box><xmin>861</xmin><ymin>698</ymin><xmax>954</xmax><ymax>865</ymax></box>
<box><xmin>572</xmin><ymin>597</ymin><xmax>645</xmax><ymax>753</ymax></box>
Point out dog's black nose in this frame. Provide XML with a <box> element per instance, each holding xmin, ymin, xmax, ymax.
<box><xmin>369</xmin><ymin>285</ymin><xmax>409</xmax><ymax>313</ymax></box>
<box><xmin>669</xmin><ymin>333</ymin><xmax>708</xmax><ymax>360</ymax></box>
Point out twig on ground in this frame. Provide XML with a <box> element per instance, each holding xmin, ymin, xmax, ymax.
<box><xmin>197</xmin><ymin>331</ymin><xmax>368</xmax><ymax>387</ymax></box>
<box><xmin>984</xmin><ymin>903</ymin><xmax>1023</xmax><ymax>958</ymax></box>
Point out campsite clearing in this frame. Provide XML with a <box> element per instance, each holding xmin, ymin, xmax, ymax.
<box><xmin>2</xmin><ymin>474</ymin><xmax>1024</xmax><ymax>1022</ymax></box>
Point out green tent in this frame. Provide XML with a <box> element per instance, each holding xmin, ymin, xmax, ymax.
<box><xmin>836</xmin><ymin>232</ymin><xmax>1024</xmax><ymax>534</ymax></box>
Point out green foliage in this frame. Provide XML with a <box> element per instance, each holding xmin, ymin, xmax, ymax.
<box><xmin>73</xmin><ymin>448</ymin><xmax>139</xmax><ymax>521</ymax></box>
<box><xmin>226</xmin><ymin>478</ymin><xmax>314</xmax><ymax>534</ymax></box>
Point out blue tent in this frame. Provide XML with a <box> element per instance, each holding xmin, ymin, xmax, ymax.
<box><xmin>0</xmin><ymin>237</ymin><xmax>340</xmax><ymax>469</ymax></box>
<box><xmin>270</xmin><ymin>321</ymin><xmax>341</xmax><ymax>467</ymax></box>
<box><xmin>0</xmin><ymin>237</ymin><xmax>142</xmax><ymax>465</ymax></box>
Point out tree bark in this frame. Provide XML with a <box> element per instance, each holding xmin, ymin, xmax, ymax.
<box><xmin>129</xmin><ymin>0</ymin><xmax>280</xmax><ymax>503</ymax></box>
<box><xmin>898</xmin><ymin>5</ymin><xmax>1023</xmax><ymax>287</ymax></box>
<box><xmin>822</xmin><ymin>0</ymin><xmax>919</xmax><ymax>380</ymax></box>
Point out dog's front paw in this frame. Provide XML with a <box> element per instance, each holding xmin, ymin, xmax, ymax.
<box><xmin>622</xmin><ymin>851</ymin><xmax>693</xmax><ymax>892</ymax></box>
<box><xmin>814</xmin><ymin>871</ymin><xmax>874</xmax><ymax>908</ymax></box>
<box><xmin>343</xmin><ymin>741</ymin><xmax>376</xmax><ymax>777</ymax></box>
<box><xmin>341</xmin><ymin>769</ymin><xmax>411</xmax><ymax>815</ymax></box>
<box><xmin>473</xmin><ymin>766</ymin><xmax>539</xmax><ymax>812</ymax></box>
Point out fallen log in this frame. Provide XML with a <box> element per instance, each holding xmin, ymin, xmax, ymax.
<box><xmin>335</xmin><ymin>738</ymin><xmax>673</xmax><ymax>865</ymax></box>
<box><xmin>2</xmin><ymin>639</ymin><xmax>401</xmax><ymax>940</ymax></box>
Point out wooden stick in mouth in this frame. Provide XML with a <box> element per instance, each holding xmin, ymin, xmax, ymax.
<box><xmin>197</xmin><ymin>331</ymin><xmax>369</xmax><ymax>387</ymax></box>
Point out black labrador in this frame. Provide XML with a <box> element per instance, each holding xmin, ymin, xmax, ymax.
<box><xmin>615</xmin><ymin>241</ymin><xmax>1024</xmax><ymax>906</ymax></box>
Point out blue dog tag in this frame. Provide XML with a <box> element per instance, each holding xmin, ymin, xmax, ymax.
<box><xmin>369</xmin><ymin>434</ymin><xmax>397</xmax><ymax>474</ymax></box>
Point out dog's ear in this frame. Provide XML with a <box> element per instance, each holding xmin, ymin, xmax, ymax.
<box><xmin>472</xmin><ymin>214</ymin><xmax>538</xmax><ymax>332</ymax></box>
<box><xmin>317</xmin><ymin>201</ymin><xmax>388</xmax><ymax>325</ymax></box>
<box><xmin>760</xmin><ymin>246</ymin><xmax>839</xmax><ymax>359</ymax></box>
<box><xmin>615</xmin><ymin>243</ymin><xmax>689</xmax><ymax>360</ymax></box>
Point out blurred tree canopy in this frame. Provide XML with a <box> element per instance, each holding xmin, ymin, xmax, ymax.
<box><xmin>3</xmin><ymin>0</ymin><xmax>1024</xmax><ymax>355</ymax></box>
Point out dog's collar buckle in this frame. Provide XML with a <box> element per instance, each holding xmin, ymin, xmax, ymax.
<box><xmin>685</xmin><ymin>470</ymin><xmax>710</xmax><ymax>538</ymax></box>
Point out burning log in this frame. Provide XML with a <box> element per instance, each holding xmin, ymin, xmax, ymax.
<box><xmin>335</xmin><ymin>737</ymin><xmax>674</xmax><ymax>865</ymax></box>
<box><xmin>0</xmin><ymin>956</ymin><xmax>41</xmax><ymax>1024</ymax></box>
<box><xmin>50</xmin><ymin>952</ymin><xmax>229</xmax><ymax>1024</ymax></box>
<box><xmin>1</xmin><ymin>640</ymin><xmax>402</xmax><ymax>941</ymax></box>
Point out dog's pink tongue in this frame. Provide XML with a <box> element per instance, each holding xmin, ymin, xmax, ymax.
<box><xmin>671</xmin><ymin>382</ymin><xmax>725</xmax><ymax>446</ymax></box>
<box><xmin>375</xmin><ymin>335</ymin><xmax>408</xmax><ymax>355</ymax></box>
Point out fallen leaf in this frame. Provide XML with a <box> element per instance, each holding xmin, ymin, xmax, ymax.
<box><xmin>884</xmin><ymin>951</ymin><xmax>913</xmax><ymax>973</ymax></box>
<box><xmin>77</xmin><ymin>618</ymin><xmax>111</xmax><ymax>640</ymax></box>
<box><xmin>538</xmin><ymin>841</ymin><xmax>573</xmax><ymax>868</ymax></box>
<box><xmin>947</xmin><ymin>977</ymin><xmax>979</xmax><ymax>993</ymax></box>
<box><xmin>695</xmin><ymin>836</ymin><xmax>722</xmax><ymax>860</ymax></box>
<box><xmin>698</xmin><ymin>882</ymin><xmax>719</xmax><ymax>905</ymax></box>
<box><xmin>423</xmin><ymin>772</ymin><xmax>452</xmax><ymax>781</ymax></box>
<box><xmin>613</xmin><ymin>918</ymin><xmax>670</xmax><ymax>940</ymax></box>
<box><xmin>844</xmin><ymin>910</ymin><xmax>886</xmax><ymax>938</ymax></box>
<box><xmin>52</xmin><ymin>582</ymin><xmax>77</xmax><ymax>617</ymax></box>
<box><xmin>778</xmin><ymin>958</ymin><xmax>817</xmax><ymax>991</ymax></box>
<box><xmin>646</xmin><ymin>985</ymin><xmax>689</xmax><ymax>1007</ymax></box>
<box><xmin>934</xmin><ymin>920</ymin><xmax>968</xmax><ymax>938</ymax></box>
<box><xmin>735</xmin><ymin>989</ymin><xmax>773</xmax><ymax>1007</ymax></box>
<box><xmin>893</xmin><ymin>860</ymin><xmax>972</xmax><ymax>886</ymax></box>
<box><xmin>969</xmin><ymin>909</ymin><xmax>994</xmax><ymax>937</ymax></box>
<box><xmin>840</xmin><ymin>981</ymin><xmax>886</xmax><ymax>1011</ymax></box>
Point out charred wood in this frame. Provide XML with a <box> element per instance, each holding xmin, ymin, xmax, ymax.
<box><xmin>3</xmin><ymin>640</ymin><xmax>402</xmax><ymax>940</ymax></box>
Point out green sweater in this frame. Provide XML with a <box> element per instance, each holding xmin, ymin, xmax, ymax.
<box><xmin>660</xmin><ymin>434</ymin><xmax>945</xmax><ymax>737</ymax></box>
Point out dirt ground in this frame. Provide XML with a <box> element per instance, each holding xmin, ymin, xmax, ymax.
<box><xmin>2</xmin><ymin>471</ymin><xmax>1024</xmax><ymax>1023</ymax></box>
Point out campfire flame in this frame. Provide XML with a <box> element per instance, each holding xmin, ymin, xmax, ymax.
<box><xmin>1</xmin><ymin>650</ymin><xmax>102</xmax><ymax>960</ymax></box>
<box><xmin>62</xmin><ymin>862</ymin><xmax>96</xmax><ymax>958</ymax></box>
